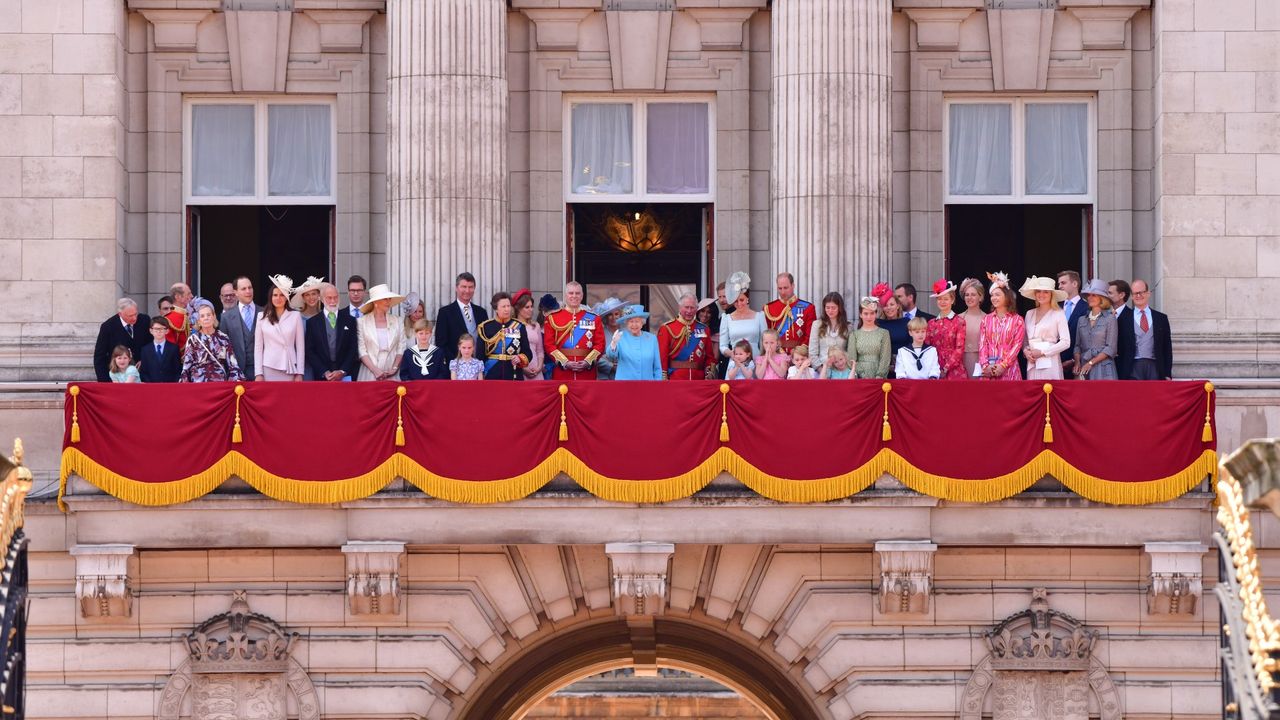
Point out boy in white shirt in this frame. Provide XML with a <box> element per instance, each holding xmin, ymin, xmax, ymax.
<box><xmin>895</xmin><ymin>317</ymin><xmax>940</xmax><ymax>379</ymax></box>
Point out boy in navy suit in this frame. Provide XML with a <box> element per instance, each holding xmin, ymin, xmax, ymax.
<box><xmin>139</xmin><ymin>316</ymin><xmax>180</xmax><ymax>382</ymax></box>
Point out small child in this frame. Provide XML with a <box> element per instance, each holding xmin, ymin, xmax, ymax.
<box><xmin>755</xmin><ymin>328</ymin><xmax>790</xmax><ymax>380</ymax></box>
<box><xmin>724</xmin><ymin>339</ymin><xmax>756</xmax><ymax>381</ymax></box>
<box><xmin>820</xmin><ymin>347</ymin><xmax>853</xmax><ymax>379</ymax></box>
<box><xmin>140</xmin><ymin>316</ymin><xmax>179</xmax><ymax>382</ymax></box>
<box><xmin>449</xmin><ymin>333</ymin><xmax>485</xmax><ymax>380</ymax></box>
<box><xmin>786</xmin><ymin>344</ymin><xmax>817</xmax><ymax>379</ymax></box>
<box><xmin>401</xmin><ymin>319</ymin><xmax>446</xmax><ymax>380</ymax></box>
<box><xmin>109</xmin><ymin>345</ymin><xmax>140</xmax><ymax>383</ymax></box>
<box><xmin>895</xmin><ymin>317</ymin><xmax>940</xmax><ymax>379</ymax></box>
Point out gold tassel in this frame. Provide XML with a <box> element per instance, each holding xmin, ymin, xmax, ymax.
<box><xmin>558</xmin><ymin>384</ymin><xmax>569</xmax><ymax>442</ymax></box>
<box><xmin>68</xmin><ymin>385</ymin><xmax>81</xmax><ymax>443</ymax></box>
<box><xmin>880</xmin><ymin>382</ymin><xmax>892</xmax><ymax>442</ymax></box>
<box><xmin>719</xmin><ymin>383</ymin><xmax>730</xmax><ymax>442</ymax></box>
<box><xmin>231</xmin><ymin>384</ymin><xmax>245</xmax><ymax>444</ymax></box>
<box><xmin>1203</xmin><ymin>382</ymin><xmax>1215</xmax><ymax>443</ymax></box>
<box><xmin>395</xmin><ymin>385</ymin><xmax>407</xmax><ymax>447</ymax></box>
<box><xmin>1042</xmin><ymin>383</ymin><xmax>1054</xmax><ymax>444</ymax></box>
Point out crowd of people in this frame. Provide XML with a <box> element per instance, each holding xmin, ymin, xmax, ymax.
<box><xmin>92</xmin><ymin>267</ymin><xmax>1174</xmax><ymax>385</ymax></box>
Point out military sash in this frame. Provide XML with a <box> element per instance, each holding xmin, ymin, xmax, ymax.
<box><xmin>481</xmin><ymin>320</ymin><xmax>524</xmax><ymax>373</ymax></box>
<box><xmin>567</xmin><ymin>311</ymin><xmax>598</xmax><ymax>349</ymax></box>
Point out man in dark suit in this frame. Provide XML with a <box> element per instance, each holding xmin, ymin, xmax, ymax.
<box><xmin>221</xmin><ymin>275</ymin><xmax>261</xmax><ymax>381</ymax></box>
<box><xmin>434</xmin><ymin>272</ymin><xmax>489</xmax><ymax>361</ymax></box>
<box><xmin>1117</xmin><ymin>279</ymin><xmax>1173</xmax><ymax>380</ymax></box>
<box><xmin>139</xmin><ymin>316</ymin><xmax>181</xmax><ymax>382</ymax></box>
<box><xmin>93</xmin><ymin>298</ymin><xmax>149</xmax><ymax>382</ymax></box>
<box><xmin>895</xmin><ymin>282</ymin><xmax>935</xmax><ymax>321</ymax></box>
<box><xmin>307</xmin><ymin>283</ymin><xmax>360</xmax><ymax>381</ymax></box>
<box><xmin>339</xmin><ymin>274</ymin><xmax>368</xmax><ymax>326</ymax></box>
<box><xmin>1056</xmin><ymin>270</ymin><xmax>1088</xmax><ymax>376</ymax></box>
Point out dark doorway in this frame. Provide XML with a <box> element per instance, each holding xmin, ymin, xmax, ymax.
<box><xmin>188</xmin><ymin>205</ymin><xmax>333</xmax><ymax>306</ymax></box>
<box><xmin>947</xmin><ymin>204</ymin><xmax>1090</xmax><ymax>310</ymax></box>
<box><xmin>570</xmin><ymin>203</ymin><xmax>710</xmax><ymax>328</ymax></box>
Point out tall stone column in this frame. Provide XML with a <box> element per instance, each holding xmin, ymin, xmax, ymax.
<box><xmin>770</xmin><ymin>0</ymin><xmax>892</xmax><ymax>301</ymax></box>
<box><xmin>386</xmin><ymin>0</ymin><xmax>508</xmax><ymax>307</ymax></box>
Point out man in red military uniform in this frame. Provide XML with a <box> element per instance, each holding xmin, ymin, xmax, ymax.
<box><xmin>544</xmin><ymin>281</ymin><xmax>605</xmax><ymax>381</ymax></box>
<box><xmin>763</xmin><ymin>272</ymin><xmax>816</xmax><ymax>354</ymax></box>
<box><xmin>164</xmin><ymin>281</ymin><xmax>193</xmax><ymax>350</ymax></box>
<box><xmin>658</xmin><ymin>294</ymin><xmax>716</xmax><ymax>380</ymax></box>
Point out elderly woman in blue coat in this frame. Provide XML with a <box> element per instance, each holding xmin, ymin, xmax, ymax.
<box><xmin>606</xmin><ymin>304</ymin><xmax>663</xmax><ymax>380</ymax></box>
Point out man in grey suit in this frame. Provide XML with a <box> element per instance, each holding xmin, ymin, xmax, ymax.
<box><xmin>221</xmin><ymin>275</ymin><xmax>261</xmax><ymax>380</ymax></box>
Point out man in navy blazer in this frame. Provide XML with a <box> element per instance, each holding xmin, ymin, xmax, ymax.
<box><xmin>307</xmin><ymin>283</ymin><xmax>360</xmax><ymax>380</ymax></box>
<box><xmin>1056</xmin><ymin>270</ymin><xmax>1089</xmax><ymax>376</ymax></box>
<box><xmin>1117</xmin><ymin>279</ymin><xmax>1173</xmax><ymax>380</ymax></box>
<box><xmin>434</xmin><ymin>272</ymin><xmax>489</xmax><ymax>361</ymax></box>
<box><xmin>93</xmin><ymin>298</ymin><xmax>149</xmax><ymax>382</ymax></box>
<box><xmin>139</xmin><ymin>316</ymin><xmax>180</xmax><ymax>382</ymax></box>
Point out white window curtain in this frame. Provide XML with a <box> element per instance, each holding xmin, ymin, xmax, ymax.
<box><xmin>571</xmin><ymin>104</ymin><xmax>633</xmax><ymax>195</ymax></box>
<box><xmin>948</xmin><ymin>104</ymin><xmax>1012</xmax><ymax>196</ymax></box>
<box><xmin>646</xmin><ymin>103</ymin><xmax>709</xmax><ymax>194</ymax></box>
<box><xmin>1025</xmin><ymin>103</ymin><xmax>1088</xmax><ymax>195</ymax></box>
<box><xmin>192</xmin><ymin>105</ymin><xmax>255</xmax><ymax>196</ymax></box>
<box><xmin>268</xmin><ymin>105</ymin><xmax>332</xmax><ymax>197</ymax></box>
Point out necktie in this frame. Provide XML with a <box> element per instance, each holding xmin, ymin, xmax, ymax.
<box><xmin>328</xmin><ymin>312</ymin><xmax>336</xmax><ymax>329</ymax></box>
<box><xmin>125</xmin><ymin>324</ymin><xmax>133</xmax><ymax>339</ymax></box>
<box><xmin>463</xmin><ymin>304</ymin><xmax>474</xmax><ymax>329</ymax></box>
<box><xmin>351</xmin><ymin>306</ymin><xmax>361</xmax><ymax>319</ymax></box>
<box><xmin>242</xmin><ymin>304</ymin><xmax>252</xmax><ymax>330</ymax></box>
<box><xmin>1140</xmin><ymin>310</ymin><xmax>1149</xmax><ymax>333</ymax></box>
<box><xmin>156</xmin><ymin>344</ymin><xmax>163</xmax><ymax>356</ymax></box>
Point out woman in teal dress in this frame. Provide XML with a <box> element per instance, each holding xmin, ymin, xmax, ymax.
<box><xmin>607</xmin><ymin>305</ymin><xmax>662</xmax><ymax>380</ymax></box>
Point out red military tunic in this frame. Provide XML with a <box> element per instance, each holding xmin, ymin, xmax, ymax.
<box><xmin>763</xmin><ymin>296</ymin><xmax>817</xmax><ymax>351</ymax></box>
<box><xmin>164</xmin><ymin>306</ymin><xmax>190</xmax><ymax>351</ymax></box>
<box><xmin>657</xmin><ymin>317</ymin><xmax>715</xmax><ymax>380</ymax></box>
<box><xmin>544</xmin><ymin>307</ymin><xmax>605</xmax><ymax>381</ymax></box>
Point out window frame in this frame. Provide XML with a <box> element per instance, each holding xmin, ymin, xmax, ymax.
<box><xmin>562</xmin><ymin>95</ymin><xmax>717</xmax><ymax>204</ymax></box>
<box><xmin>943</xmin><ymin>95</ymin><xmax>1096</xmax><ymax>205</ymax></box>
<box><xmin>183</xmin><ymin>96</ymin><xmax>338</xmax><ymax>206</ymax></box>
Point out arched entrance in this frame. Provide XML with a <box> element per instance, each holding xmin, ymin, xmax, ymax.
<box><xmin>458</xmin><ymin>617</ymin><xmax>823</xmax><ymax>720</ymax></box>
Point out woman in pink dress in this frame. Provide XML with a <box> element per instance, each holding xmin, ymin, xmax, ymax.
<box><xmin>977</xmin><ymin>272</ymin><xmax>1025</xmax><ymax>381</ymax></box>
<box><xmin>1019</xmin><ymin>276</ymin><xmax>1072</xmax><ymax>381</ymax></box>
<box><xmin>925</xmin><ymin>279</ymin><xmax>966</xmax><ymax>380</ymax></box>
<box><xmin>513</xmin><ymin>289</ymin><xmax>545</xmax><ymax>380</ymax></box>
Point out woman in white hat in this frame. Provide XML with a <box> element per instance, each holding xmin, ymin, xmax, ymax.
<box><xmin>606</xmin><ymin>304</ymin><xmax>662</xmax><ymax>380</ymax></box>
<box><xmin>356</xmin><ymin>284</ymin><xmax>406</xmax><ymax>381</ymax></box>
<box><xmin>1019</xmin><ymin>275</ymin><xmax>1072</xmax><ymax>381</ymax></box>
<box><xmin>289</xmin><ymin>276</ymin><xmax>324</xmax><ymax>379</ymax></box>
<box><xmin>1072</xmin><ymin>279</ymin><xmax>1118</xmax><ymax>380</ymax></box>
<box><xmin>718</xmin><ymin>272</ymin><xmax>766</xmax><ymax>358</ymax></box>
<box><xmin>254</xmin><ymin>274</ymin><xmax>307</xmax><ymax>382</ymax></box>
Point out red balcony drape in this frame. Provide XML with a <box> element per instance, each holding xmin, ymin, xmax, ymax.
<box><xmin>59</xmin><ymin>380</ymin><xmax>1217</xmax><ymax>508</ymax></box>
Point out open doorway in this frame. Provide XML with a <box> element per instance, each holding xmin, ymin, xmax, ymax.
<box><xmin>947</xmin><ymin>204</ymin><xmax>1091</xmax><ymax>309</ymax></box>
<box><xmin>523</xmin><ymin>668</ymin><xmax>769</xmax><ymax>719</ymax></box>
<box><xmin>188</xmin><ymin>205</ymin><xmax>333</xmax><ymax>306</ymax></box>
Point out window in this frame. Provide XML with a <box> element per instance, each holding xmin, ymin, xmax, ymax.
<box><xmin>185</xmin><ymin>98</ymin><xmax>336</xmax><ymax>205</ymax></box>
<box><xmin>565</xmin><ymin>97</ymin><xmax>714</xmax><ymax>202</ymax></box>
<box><xmin>944</xmin><ymin>97</ymin><xmax>1093</xmax><ymax>203</ymax></box>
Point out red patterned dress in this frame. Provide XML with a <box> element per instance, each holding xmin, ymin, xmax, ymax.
<box><xmin>926</xmin><ymin>312</ymin><xmax>966</xmax><ymax>380</ymax></box>
<box><xmin>977</xmin><ymin>311</ymin><xmax>1026</xmax><ymax>381</ymax></box>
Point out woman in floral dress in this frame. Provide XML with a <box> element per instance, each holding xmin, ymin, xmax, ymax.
<box><xmin>925</xmin><ymin>279</ymin><xmax>966</xmax><ymax>380</ymax></box>
<box><xmin>180</xmin><ymin>303</ymin><xmax>245</xmax><ymax>383</ymax></box>
<box><xmin>977</xmin><ymin>272</ymin><xmax>1025</xmax><ymax>381</ymax></box>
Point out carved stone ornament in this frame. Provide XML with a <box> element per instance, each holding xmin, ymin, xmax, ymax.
<box><xmin>1144</xmin><ymin>542</ymin><xmax>1205</xmax><ymax>616</ymax></box>
<box><xmin>159</xmin><ymin>592</ymin><xmax>318</xmax><ymax>720</ymax></box>
<box><xmin>605</xmin><ymin>542</ymin><xmax>674</xmax><ymax>616</ymax></box>
<box><xmin>961</xmin><ymin>588</ymin><xmax>1122</xmax><ymax>720</ymax></box>
<box><xmin>69</xmin><ymin>543</ymin><xmax>135</xmax><ymax>619</ymax></box>
<box><xmin>341</xmin><ymin>541</ymin><xmax>405</xmax><ymax>616</ymax></box>
<box><xmin>875</xmin><ymin>540</ymin><xmax>936</xmax><ymax>615</ymax></box>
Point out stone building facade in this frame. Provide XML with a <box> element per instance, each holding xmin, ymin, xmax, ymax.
<box><xmin>3</xmin><ymin>0</ymin><xmax>1279</xmax><ymax>718</ymax></box>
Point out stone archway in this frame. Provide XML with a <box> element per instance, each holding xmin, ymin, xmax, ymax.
<box><xmin>457</xmin><ymin>617</ymin><xmax>824</xmax><ymax>720</ymax></box>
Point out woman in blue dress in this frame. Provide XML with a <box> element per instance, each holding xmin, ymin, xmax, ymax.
<box><xmin>606</xmin><ymin>304</ymin><xmax>662</xmax><ymax>381</ymax></box>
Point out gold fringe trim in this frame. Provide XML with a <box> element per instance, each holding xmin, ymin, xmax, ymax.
<box><xmin>57</xmin><ymin>446</ymin><xmax>1217</xmax><ymax>510</ymax></box>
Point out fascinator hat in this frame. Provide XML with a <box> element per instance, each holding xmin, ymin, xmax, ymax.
<box><xmin>986</xmin><ymin>271</ymin><xmax>1011</xmax><ymax>295</ymax></box>
<box><xmin>870</xmin><ymin>282</ymin><xmax>893</xmax><ymax>307</ymax></box>
<box><xmin>725</xmin><ymin>272</ymin><xmax>751</xmax><ymax>303</ymax></box>
<box><xmin>1018</xmin><ymin>276</ymin><xmax>1067</xmax><ymax>303</ymax></box>
<box><xmin>959</xmin><ymin>277</ymin><xmax>985</xmax><ymax>299</ymax></box>
<box><xmin>929</xmin><ymin>278</ymin><xmax>957</xmax><ymax>298</ymax></box>
<box><xmin>289</xmin><ymin>275</ymin><xmax>326</xmax><ymax>309</ymax></box>
<box><xmin>188</xmin><ymin>296</ymin><xmax>215</xmax><ymax>317</ymax></box>
<box><xmin>398</xmin><ymin>291</ymin><xmax>423</xmax><ymax>316</ymax></box>
<box><xmin>268</xmin><ymin>274</ymin><xmax>296</xmax><ymax>297</ymax></box>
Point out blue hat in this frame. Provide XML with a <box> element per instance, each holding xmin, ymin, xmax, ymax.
<box><xmin>538</xmin><ymin>293</ymin><xmax>558</xmax><ymax>310</ymax></box>
<box><xmin>593</xmin><ymin>296</ymin><xmax>626</xmax><ymax>317</ymax></box>
<box><xmin>618</xmin><ymin>304</ymin><xmax>649</xmax><ymax>322</ymax></box>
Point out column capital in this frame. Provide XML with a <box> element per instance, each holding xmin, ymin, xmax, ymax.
<box><xmin>605</xmin><ymin>542</ymin><xmax>675</xmax><ymax>617</ymax></box>
<box><xmin>341</xmin><ymin>541</ymin><xmax>406</xmax><ymax>615</ymax></box>
<box><xmin>70</xmin><ymin>543</ymin><xmax>136</xmax><ymax>619</ymax></box>
<box><xmin>875</xmin><ymin>540</ymin><xmax>936</xmax><ymax>615</ymax></box>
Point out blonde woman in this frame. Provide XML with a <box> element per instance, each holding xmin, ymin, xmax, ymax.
<box><xmin>356</xmin><ymin>284</ymin><xmax>406</xmax><ymax>381</ymax></box>
<box><xmin>958</xmin><ymin>277</ymin><xmax>988</xmax><ymax>376</ymax></box>
<box><xmin>1073</xmin><ymin>279</ymin><xmax>1119</xmax><ymax>380</ymax></box>
<box><xmin>1019</xmin><ymin>276</ymin><xmax>1071</xmax><ymax>381</ymax></box>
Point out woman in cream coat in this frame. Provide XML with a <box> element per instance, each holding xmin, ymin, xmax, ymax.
<box><xmin>255</xmin><ymin>275</ymin><xmax>307</xmax><ymax>381</ymax></box>
<box><xmin>357</xmin><ymin>284</ymin><xmax>406</xmax><ymax>381</ymax></box>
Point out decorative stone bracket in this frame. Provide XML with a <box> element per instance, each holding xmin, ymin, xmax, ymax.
<box><xmin>1145</xmin><ymin>542</ymin><xmax>1205</xmax><ymax>616</ymax></box>
<box><xmin>70</xmin><ymin>544</ymin><xmax>136</xmax><ymax>619</ymax></box>
<box><xmin>341</xmin><ymin>541</ymin><xmax>405</xmax><ymax>616</ymax></box>
<box><xmin>875</xmin><ymin>540</ymin><xmax>937</xmax><ymax>615</ymax></box>
<box><xmin>605</xmin><ymin>542</ymin><xmax>675</xmax><ymax>616</ymax></box>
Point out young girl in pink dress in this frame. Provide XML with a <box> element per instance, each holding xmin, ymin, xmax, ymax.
<box><xmin>754</xmin><ymin>329</ymin><xmax>790</xmax><ymax>380</ymax></box>
<box><xmin>977</xmin><ymin>272</ymin><xmax>1026</xmax><ymax>381</ymax></box>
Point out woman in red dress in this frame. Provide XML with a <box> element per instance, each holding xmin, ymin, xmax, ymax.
<box><xmin>977</xmin><ymin>272</ymin><xmax>1025</xmax><ymax>381</ymax></box>
<box><xmin>925</xmin><ymin>279</ymin><xmax>966</xmax><ymax>380</ymax></box>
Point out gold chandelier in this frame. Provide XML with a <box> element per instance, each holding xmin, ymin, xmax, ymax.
<box><xmin>601</xmin><ymin>210</ymin><xmax>670</xmax><ymax>253</ymax></box>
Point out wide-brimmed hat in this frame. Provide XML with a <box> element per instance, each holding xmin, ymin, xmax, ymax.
<box><xmin>1019</xmin><ymin>276</ymin><xmax>1067</xmax><ymax>303</ymax></box>
<box><xmin>593</xmin><ymin>296</ymin><xmax>626</xmax><ymax>317</ymax></box>
<box><xmin>1080</xmin><ymin>279</ymin><xmax>1110</xmax><ymax>298</ymax></box>
<box><xmin>618</xmin><ymin>304</ymin><xmax>649</xmax><ymax>323</ymax></box>
<box><xmin>360</xmin><ymin>284</ymin><xmax>407</xmax><ymax>314</ymax></box>
<box><xmin>268</xmin><ymin>274</ymin><xmax>296</xmax><ymax>298</ymax></box>
<box><xmin>288</xmin><ymin>275</ymin><xmax>325</xmax><ymax>309</ymax></box>
<box><xmin>725</xmin><ymin>272</ymin><xmax>751</xmax><ymax>303</ymax></box>
<box><xmin>697</xmin><ymin>297</ymin><xmax>717</xmax><ymax>312</ymax></box>
<box><xmin>929</xmin><ymin>278</ymin><xmax>957</xmax><ymax>298</ymax></box>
